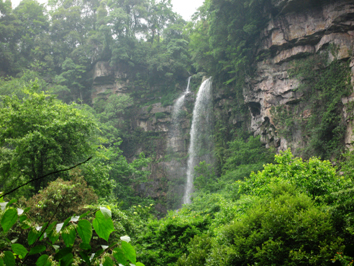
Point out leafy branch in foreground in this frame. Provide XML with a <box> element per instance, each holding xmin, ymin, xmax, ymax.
<box><xmin>0</xmin><ymin>194</ymin><xmax>145</xmax><ymax>266</ymax></box>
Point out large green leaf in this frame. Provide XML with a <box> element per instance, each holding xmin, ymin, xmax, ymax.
<box><xmin>60</xmin><ymin>253</ymin><xmax>73</xmax><ymax>266</ymax></box>
<box><xmin>121</xmin><ymin>241</ymin><xmax>136</xmax><ymax>264</ymax></box>
<box><xmin>79</xmin><ymin>243</ymin><xmax>91</xmax><ymax>250</ymax></box>
<box><xmin>0</xmin><ymin>257</ymin><xmax>4</xmax><ymax>266</ymax></box>
<box><xmin>3</xmin><ymin>251</ymin><xmax>16</xmax><ymax>266</ymax></box>
<box><xmin>113</xmin><ymin>247</ymin><xmax>128</xmax><ymax>265</ymax></box>
<box><xmin>46</xmin><ymin>221</ymin><xmax>57</xmax><ymax>235</ymax></box>
<box><xmin>7</xmin><ymin>199</ymin><xmax>17</xmax><ymax>206</ymax></box>
<box><xmin>36</xmin><ymin>255</ymin><xmax>52</xmax><ymax>266</ymax></box>
<box><xmin>1</xmin><ymin>208</ymin><xmax>18</xmax><ymax>233</ymax></box>
<box><xmin>54</xmin><ymin>247</ymin><xmax>72</xmax><ymax>261</ymax></box>
<box><xmin>77</xmin><ymin>219</ymin><xmax>92</xmax><ymax>244</ymax></box>
<box><xmin>92</xmin><ymin>249</ymin><xmax>104</xmax><ymax>260</ymax></box>
<box><xmin>92</xmin><ymin>210</ymin><xmax>114</xmax><ymax>242</ymax></box>
<box><xmin>11</xmin><ymin>243</ymin><xmax>28</xmax><ymax>259</ymax></box>
<box><xmin>62</xmin><ymin>217</ymin><xmax>72</xmax><ymax>230</ymax></box>
<box><xmin>79</xmin><ymin>251</ymin><xmax>91</xmax><ymax>266</ymax></box>
<box><xmin>28</xmin><ymin>228</ymin><xmax>40</xmax><ymax>245</ymax></box>
<box><xmin>79</xmin><ymin>211</ymin><xmax>90</xmax><ymax>219</ymax></box>
<box><xmin>19</xmin><ymin>214</ymin><xmax>26</xmax><ymax>222</ymax></box>
<box><xmin>62</xmin><ymin>226</ymin><xmax>76</xmax><ymax>247</ymax></box>
<box><xmin>136</xmin><ymin>263</ymin><xmax>145</xmax><ymax>266</ymax></box>
<box><xmin>29</xmin><ymin>245</ymin><xmax>46</xmax><ymax>255</ymax></box>
<box><xmin>49</xmin><ymin>223</ymin><xmax>60</xmax><ymax>244</ymax></box>
<box><xmin>102</xmin><ymin>256</ymin><xmax>114</xmax><ymax>266</ymax></box>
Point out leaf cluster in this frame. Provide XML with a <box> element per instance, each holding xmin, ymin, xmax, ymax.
<box><xmin>0</xmin><ymin>194</ymin><xmax>146</xmax><ymax>266</ymax></box>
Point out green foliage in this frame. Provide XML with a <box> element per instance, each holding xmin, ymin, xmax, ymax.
<box><xmin>155</xmin><ymin>112</ymin><xmax>167</xmax><ymax>119</ymax></box>
<box><xmin>136</xmin><ymin>209</ymin><xmax>210</xmax><ymax>265</ymax></box>
<box><xmin>0</xmin><ymin>83</ymin><xmax>96</xmax><ymax>194</ymax></box>
<box><xmin>77</xmin><ymin>219</ymin><xmax>92</xmax><ymax>244</ymax></box>
<box><xmin>21</xmin><ymin>174</ymin><xmax>97</xmax><ymax>222</ymax></box>
<box><xmin>171</xmin><ymin>150</ymin><xmax>354</xmax><ymax>266</ymax></box>
<box><xmin>0</xmin><ymin>0</ymin><xmax>50</xmax><ymax>76</ymax></box>
<box><xmin>188</xmin><ymin>0</ymin><xmax>270</xmax><ymax>86</ymax></box>
<box><xmin>238</xmin><ymin>149</ymin><xmax>350</xmax><ymax>200</ymax></box>
<box><xmin>192</xmin><ymin>136</ymin><xmax>275</xmax><ymax>200</ymax></box>
<box><xmin>1</xmin><ymin>208</ymin><xmax>17</xmax><ymax>233</ymax></box>
<box><xmin>93</xmin><ymin>209</ymin><xmax>114</xmax><ymax>241</ymax></box>
<box><xmin>0</xmin><ymin>0</ymin><xmax>191</xmax><ymax>104</ymax></box>
<box><xmin>193</xmin><ymin>161</ymin><xmax>217</xmax><ymax>194</ymax></box>
<box><xmin>0</xmin><ymin>80</ymin><xmax>151</xmax><ymax>205</ymax></box>
<box><xmin>176</xmin><ymin>235</ymin><xmax>212</xmax><ymax>266</ymax></box>
<box><xmin>207</xmin><ymin>190</ymin><xmax>342</xmax><ymax>266</ymax></box>
<box><xmin>222</xmin><ymin>135</ymin><xmax>275</xmax><ymax>180</ymax></box>
<box><xmin>0</xmin><ymin>199</ymin><xmax>145</xmax><ymax>266</ymax></box>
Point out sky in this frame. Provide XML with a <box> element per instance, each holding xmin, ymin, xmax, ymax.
<box><xmin>171</xmin><ymin>0</ymin><xmax>204</xmax><ymax>20</ymax></box>
<box><xmin>10</xmin><ymin>0</ymin><xmax>205</xmax><ymax>21</ymax></box>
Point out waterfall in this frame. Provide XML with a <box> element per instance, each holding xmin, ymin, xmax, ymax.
<box><xmin>165</xmin><ymin>77</ymin><xmax>191</xmax><ymax>209</ymax></box>
<box><xmin>183</xmin><ymin>77</ymin><xmax>213</xmax><ymax>205</ymax></box>
<box><xmin>169</xmin><ymin>77</ymin><xmax>191</xmax><ymax>152</ymax></box>
<box><xmin>172</xmin><ymin>77</ymin><xmax>191</xmax><ymax>129</ymax></box>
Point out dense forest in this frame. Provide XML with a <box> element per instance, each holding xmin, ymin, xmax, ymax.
<box><xmin>1</xmin><ymin>0</ymin><xmax>354</xmax><ymax>265</ymax></box>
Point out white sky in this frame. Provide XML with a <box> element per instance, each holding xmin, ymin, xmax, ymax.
<box><xmin>171</xmin><ymin>0</ymin><xmax>204</xmax><ymax>20</ymax></box>
<box><xmin>10</xmin><ymin>0</ymin><xmax>205</xmax><ymax>21</ymax></box>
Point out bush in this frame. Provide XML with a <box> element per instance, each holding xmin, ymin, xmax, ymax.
<box><xmin>20</xmin><ymin>171</ymin><xmax>98</xmax><ymax>223</ymax></box>
<box><xmin>238</xmin><ymin>149</ymin><xmax>351</xmax><ymax>201</ymax></box>
<box><xmin>177</xmin><ymin>235</ymin><xmax>212</xmax><ymax>266</ymax></box>
<box><xmin>137</xmin><ymin>209</ymin><xmax>211</xmax><ymax>265</ymax></box>
<box><xmin>207</xmin><ymin>188</ymin><xmax>343</xmax><ymax>265</ymax></box>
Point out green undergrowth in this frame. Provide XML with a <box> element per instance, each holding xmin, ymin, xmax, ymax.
<box><xmin>133</xmin><ymin>149</ymin><xmax>354</xmax><ymax>266</ymax></box>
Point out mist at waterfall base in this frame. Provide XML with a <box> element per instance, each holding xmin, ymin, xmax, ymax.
<box><xmin>182</xmin><ymin>78</ymin><xmax>214</xmax><ymax>205</ymax></box>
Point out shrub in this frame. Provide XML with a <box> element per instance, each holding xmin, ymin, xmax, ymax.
<box><xmin>238</xmin><ymin>149</ymin><xmax>351</xmax><ymax>201</ymax></box>
<box><xmin>207</xmin><ymin>189</ymin><xmax>343</xmax><ymax>265</ymax></box>
<box><xmin>176</xmin><ymin>235</ymin><xmax>212</xmax><ymax>266</ymax></box>
<box><xmin>137</xmin><ymin>209</ymin><xmax>211</xmax><ymax>265</ymax></box>
<box><xmin>20</xmin><ymin>171</ymin><xmax>98</xmax><ymax>223</ymax></box>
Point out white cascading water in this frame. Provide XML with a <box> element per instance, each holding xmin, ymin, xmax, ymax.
<box><xmin>172</xmin><ymin>77</ymin><xmax>191</xmax><ymax>126</ymax></box>
<box><xmin>183</xmin><ymin>77</ymin><xmax>213</xmax><ymax>205</ymax></box>
<box><xmin>165</xmin><ymin>77</ymin><xmax>192</xmax><ymax>209</ymax></box>
<box><xmin>168</xmin><ymin>77</ymin><xmax>191</xmax><ymax>152</ymax></box>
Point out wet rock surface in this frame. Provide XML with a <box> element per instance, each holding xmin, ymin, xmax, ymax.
<box><xmin>246</xmin><ymin>0</ymin><xmax>354</xmax><ymax>151</ymax></box>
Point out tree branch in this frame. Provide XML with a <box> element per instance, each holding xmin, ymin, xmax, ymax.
<box><xmin>1</xmin><ymin>156</ymin><xmax>92</xmax><ymax>198</ymax></box>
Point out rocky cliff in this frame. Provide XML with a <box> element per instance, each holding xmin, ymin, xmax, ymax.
<box><xmin>245</xmin><ymin>0</ymin><xmax>354</xmax><ymax>154</ymax></box>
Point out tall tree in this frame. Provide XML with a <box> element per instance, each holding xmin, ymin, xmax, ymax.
<box><xmin>0</xmin><ymin>82</ymin><xmax>96</xmax><ymax>194</ymax></box>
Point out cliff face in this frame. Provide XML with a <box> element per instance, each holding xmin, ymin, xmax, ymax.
<box><xmin>245</xmin><ymin>0</ymin><xmax>354</xmax><ymax>153</ymax></box>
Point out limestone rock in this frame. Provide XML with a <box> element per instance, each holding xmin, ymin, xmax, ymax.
<box><xmin>246</xmin><ymin>0</ymin><xmax>354</xmax><ymax>152</ymax></box>
<box><xmin>150</xmin><ymin>103</ymin><xmax>172</xmax><ymax>114</ymax></box>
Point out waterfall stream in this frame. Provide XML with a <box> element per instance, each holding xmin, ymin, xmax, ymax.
<box><xmin>172</xmin><ymin>77</ymin><xmax>191</xmax><ymax>131</ymax></box>
<box><xmin>165</xmin><ymin>77</ymin><xmax>191</xmax><ymax>209</ymax></box>
<box><xmin>168</xmin><ymin>77</ymin><xmax>191</xmax><ymax>153</ymax></box>
<box><xmin>182</xmin><ymin>77</ymin><xmax>213</xmax><ymax>205</ymax></box>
